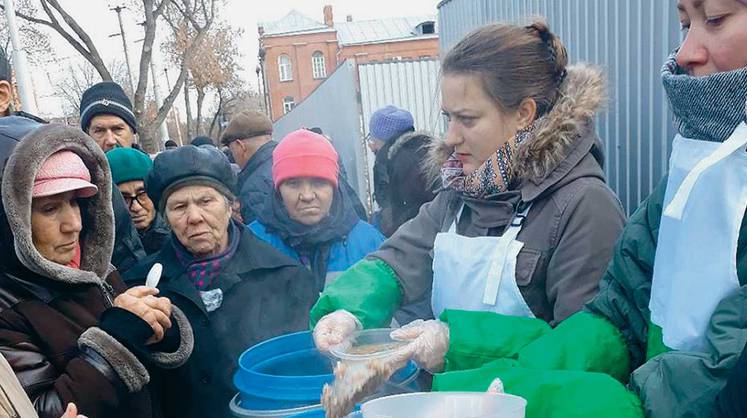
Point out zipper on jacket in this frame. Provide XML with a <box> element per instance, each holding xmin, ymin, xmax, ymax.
<box><xmin>99</xmin><ymin>281</ymin><xmax>115</xmax><ymax>307</ymax></box>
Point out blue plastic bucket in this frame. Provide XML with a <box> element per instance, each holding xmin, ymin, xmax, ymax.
<box><xmin>231</xmin><ymin>331</ymin><xmax>419</xmax><ymax>417</ymax></box>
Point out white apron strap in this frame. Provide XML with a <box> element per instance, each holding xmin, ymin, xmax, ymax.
<box><xmin>664</xmin><ymin>122</ymin><xmax>747</xmax><ymax>220</ymax></box>
<box><xmin>447</xmin><ymin>203</ymin><xmax>465</xmax><ymax>233</ymax></box>
<box><xmin>483</xmin><ymin>203</ymin><xmax>533</xmax><ymax>305</ymax></box>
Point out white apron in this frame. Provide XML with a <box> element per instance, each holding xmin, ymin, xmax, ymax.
<box><xmin>431</xmin><ymin>202</ymin><xmax>535</xmax><ymax>319</ymax></box>
<box><xmin>650</xmin><ymin>122</ymin><xmax>747</xmax><ymax>352</ymax></box>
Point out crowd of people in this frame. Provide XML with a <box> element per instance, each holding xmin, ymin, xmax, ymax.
<box><xmin>0</xmin><ymin>0</ymin><xmax>746</xmax><ymax>417</ymax></box>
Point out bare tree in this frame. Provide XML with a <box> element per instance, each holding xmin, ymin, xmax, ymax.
<box><xmin>167</xmin><ymin>22</ymin><xmax>241</xmax><ymax>136</ymax></box>
<box><xmin>54</xmin><ymin>59</ymin><xmax>134</xmax><ymax>117</ymax></box>
<box><xmin>207</xmin><ymin>79</ymin><xmax>261</xmax><ymax>139</ymax></box>
<box><xmin>3</xmin><ymin>0</ymin><xmax>219</xmax><ymax>152</ymax></box>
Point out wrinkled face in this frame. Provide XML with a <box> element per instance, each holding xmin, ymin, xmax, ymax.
<box><xmin>278</xmin><ymin>177</ymin><xmax>335</xmax><ymax>226</ymax></box>
<box><xmin>165</xmin><ymin>185</ymin><xmax>232</xmax><ymax>258</ymax></box>
<box><xmin>441</xmin><ymin>73</ymin><xmax>522</xmax><ymax>175</ymax></box>
<box><xmin>31</xmin><ymin>191</ymin><xmax>83</xmax><ymax>265</ymax></box>
<box><xmin>677</xmin><ymin>0</ymin><xmax>747</xmax><ymax>76</ymax></box>
<box><xmin>88</xmin><ymin>114</ymin><xmax>135</xmax><ymax>152</ymax></box>
<box><xmin>118</xmin><ymin>180</ymin><xmax>155</xmax><ymax>231</ymax></box>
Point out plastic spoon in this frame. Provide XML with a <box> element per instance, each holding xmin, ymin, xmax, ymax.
<box><xmin>145</xmin><ymin>263</ymin><xmax>163</xmax><ymax>288</ymax></box>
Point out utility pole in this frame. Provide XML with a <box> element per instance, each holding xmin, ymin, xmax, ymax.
<box><xmin>110</xmin><ymin>5</ymin><xmax>135</xmax><ymax>94</ymax></box>
<box><xmin>3</xmin><ymin>0</ymin><xmax>37</xmax><ymax>114</ymax></box>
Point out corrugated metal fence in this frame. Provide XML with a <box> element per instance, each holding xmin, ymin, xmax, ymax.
<box><xmin>438</xmin><ymin>0</ymin><xmax>682</xmax><ymax>213</ymax></box>
<box><xmin>358</xmin><ymin>59</ymin><xmax>444</xmax><ymax>208</ymax></box>
<box><xmin>359</xmin><ymin>59</ymin><xmax>445</xmax><ymax>134</ymax></box>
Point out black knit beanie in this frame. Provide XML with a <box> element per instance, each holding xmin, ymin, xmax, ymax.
<box><xmin>79</xmin><ymin>81</ymin><xmax>137</xmax><ymax>134</ymax></box>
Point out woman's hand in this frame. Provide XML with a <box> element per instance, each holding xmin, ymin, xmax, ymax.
<box><xmin>390</xmin><ymin>319</ymin><xmax>450</xmax><ymax>372</ymax></box>
<box><xmin>61</xmin><ymin>403</ymin><xmax>87</xmax><ymax>418</ymax></box>
<box><xmin>113</xmin><ymin>286</ymin><xmax>172</xmax><ymax>344</ymax></box>
<box><xmin>313</xmin><ymin>310</ymin><xmax>361</xmax><ymax>352</ymax></box>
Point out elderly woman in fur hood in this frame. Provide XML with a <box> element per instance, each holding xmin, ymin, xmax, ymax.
<box><xmin>0</xmin><ymin>125</ymin><xmax>193</xmax><ymax>418</ymax></box>
<box><xmin>311</xmin><ymin>18</ymin><xmax>624</xmax><ymax>384</ymax></box>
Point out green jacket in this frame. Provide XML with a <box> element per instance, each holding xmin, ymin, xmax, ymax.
<box><xmin>432</xmin><ymin>177</ymin><xmax>747</xmax><ymax>418</ymax></box>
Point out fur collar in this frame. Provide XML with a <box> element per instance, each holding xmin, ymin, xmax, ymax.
<box><xmin>426</xmin><ymin>63</ymin><xmax>606</xmax><ymax>187</ymax></box>
<box><xmin>1</xmin><ymin>124</ymin><xmax>115</xmax><ymax>285</ymax></box>
<box><xmin>387</xmin><ymin>130</ymin><xmax>436</xmax><ymax>160</ymax></box>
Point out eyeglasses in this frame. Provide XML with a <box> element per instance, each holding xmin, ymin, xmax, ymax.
<box><xmin>123</xmin><ymin>191</ymin><xmax>149</xmax><ymax>210</ymax></box>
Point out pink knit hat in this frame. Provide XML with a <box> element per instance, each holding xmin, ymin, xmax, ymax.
<box><xmin>32</xmin><ymin>151</ymin><xmax>99</xmax><ymax>198</ymax></box>
<box><xmin>272</xmin><ymin>129</ymin><xmax>339</xmax><ymax>189</ymax></box>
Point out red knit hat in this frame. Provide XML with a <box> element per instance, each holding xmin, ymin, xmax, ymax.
<box><xmin>272</xmin><ymin>129</ymin><xmax>339</xmax><ymax>189</ymax></box>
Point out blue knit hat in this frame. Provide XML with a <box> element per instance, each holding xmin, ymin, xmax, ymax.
<box><xmin>369</xmin><ymin>105</ymin><xmax>414</xmax><ymax>142</ymax></box>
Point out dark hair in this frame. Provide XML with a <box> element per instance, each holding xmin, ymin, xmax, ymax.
<box><xmin>442</xmin><ymin>19</ymin><xmax>568</xmax><ymax>117</ymax></box>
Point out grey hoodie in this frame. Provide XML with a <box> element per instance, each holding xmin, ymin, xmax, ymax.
<box><xmin>372</xmin><ymin>64</ymin><xmax>626</xmax><ymax>325</ymax></box>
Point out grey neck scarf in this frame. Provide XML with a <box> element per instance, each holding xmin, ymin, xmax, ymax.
<box><xmin>662</xmin><ymin>52</ymin><xmax>747</xmax><ymax>142</ymax></box>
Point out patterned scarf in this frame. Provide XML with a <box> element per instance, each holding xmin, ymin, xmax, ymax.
<box><xmin>173</xmin><ymin>220</ymin><xmax>241</xmax><ymax>290</ymax></box>
<box><xmin>441</xmin><ymin>127</ymin><xmax>533</xmax><ymax>199</ymax></box>
<box><xmin>662</xmin><ymin>52</ymin><xmax>747</xmax><ymax>142</ymax></box>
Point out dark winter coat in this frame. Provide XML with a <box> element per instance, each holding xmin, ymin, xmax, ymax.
<box><xmin>372</xmin><ymin>130</ymin><xmax>439</xmax><ymax>236</ymax></box>
<box><xmin>0</xmin><ymin>125</ymin><xmax>193</xmax><ymax>418</ymax></box>
<box><xmin>124</xmin><ymin>223</ymin><xmax>318</xmax><ymax>418</ymax></box>
<box><xmin>237</xmin><ymin>140</ymin><xmax>277</xmax><ymax>223</ymax></box>
<box><xmin>138</xmin><ymin>213</ymin><xmax>170</xmax><ymax>255</ymax></box>
<box><xmin>377</xmin><ymin>131</ymin><xmax>438</xmax><ymax>237</ymax></box>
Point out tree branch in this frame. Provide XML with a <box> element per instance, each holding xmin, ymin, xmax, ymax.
<box><xmin>38</xmin><ymin>0</ymin><xmax>112</xmax><ymax>80</ymax></box>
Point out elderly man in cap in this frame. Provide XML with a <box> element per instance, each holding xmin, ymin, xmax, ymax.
<box><xmin>124</xmin><ymin>145</ymin><xmax>317</xmax><ymax>418</ymax></box>
<box><xmin>80</xmin><ymin>81</ymin><xmax>138</xmax><ymax>152</ymax></box>
<box><xmin>220</xmin><ymin>110</ymin><xmax>276</xmax><ymax>223</ymax></box>
<box><xmin>78</xmin><ymin>81</ymin><xmax>147</xmax><ymax>273</ymax></box>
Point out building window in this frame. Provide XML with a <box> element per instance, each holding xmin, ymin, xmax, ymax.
<box><xmin>283</xmin><ymin>96</ymin><xmax>295</xmax><ymax>114</ymax></box>
<box><xmin>278</xmin><ymin>54</ymin><xmax>292</xmax><ymax>82</ymax></box>
<box><xmin>415</xmin><ymin>21</ymin><xmax>436</xmax><ymax>35</ymax></box>
<box><xmin>312</xmin><ymin>51</ymin><xmax>326</xmax><ymax>79</ymax></box>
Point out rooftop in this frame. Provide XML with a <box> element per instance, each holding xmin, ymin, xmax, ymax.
<box><xmin>259</xmin><ymin>10</ymin><xmax>333</xmax><ymax>36</ymax></box>
<box><xmin>259</xmin><ymin>10</ymin><xmax>438</xmax><ymax>44</ymax></box>
<box><xmin>336</xmin><ymin>16</ymin><xmax>438</xmax><ymax>45</ymax></box>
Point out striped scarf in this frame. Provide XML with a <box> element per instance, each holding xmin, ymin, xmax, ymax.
<box><xmin>173</xmin><ymin>221</ymin><xmax>241</xmax><ymax>290</ymax></box>
<box><xmin>662</xmin><ymin>52</ymin><xmax>747</xmax><ymax>142</ymax></box>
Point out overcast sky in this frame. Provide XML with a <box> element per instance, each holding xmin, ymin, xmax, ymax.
<box><xmin>21</xmin><ymin>0</ymin><xmax>440</xmax><ymax>119</ymax></box>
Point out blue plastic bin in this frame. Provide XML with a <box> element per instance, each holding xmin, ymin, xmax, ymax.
<box><xmin>231</xmin><ymin>331</ymin><xmax>419</xmax><ymax>417</ymax></box>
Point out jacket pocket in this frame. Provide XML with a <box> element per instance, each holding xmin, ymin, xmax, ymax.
<box><xmin>516</xmin><ymin>248</ymin><xmax>542</xmax><ymax>286</ymax></box>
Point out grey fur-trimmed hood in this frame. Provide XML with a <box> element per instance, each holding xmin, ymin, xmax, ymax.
<box><xmin>426</xmin><ymin>63</ymin><xmax>607</xmax><ymax>190</ymax></box>
<box><xmin>387</xmin><ymin>130</ymin><xmax>437</xmax><ymax>160</ymax></box>
<box><xmin>1</xmin><ymin>124</ymin><xmax>114</xmax><ymax>284</ymax></box>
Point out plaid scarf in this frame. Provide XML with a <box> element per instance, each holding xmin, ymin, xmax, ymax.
<box><xmin>173</xmin><ymin>221</ymin><xmax>241</xmax><ymax>290</ymax></box>
<box><xmin>441</xmin><ymin>127</ymin><xmax>532</xmax><ymax>199</ymax></box>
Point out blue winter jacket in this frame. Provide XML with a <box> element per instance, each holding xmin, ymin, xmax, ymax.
<box><xmin>249</xmin><ymin>220</ymin><xmax>385</xmax><ymax>287</ymax></box>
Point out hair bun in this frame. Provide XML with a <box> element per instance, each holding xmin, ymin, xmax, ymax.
<box><xmin>526</xmin><ymin>19</ymin><xmax>568</xmax><ymax>85</ymax></box>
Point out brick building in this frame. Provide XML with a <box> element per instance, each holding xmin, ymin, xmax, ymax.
<box><xmin>258</xmin><ymin>6</ymin><xmax>438</xmax><ymax>121</ymax></box>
